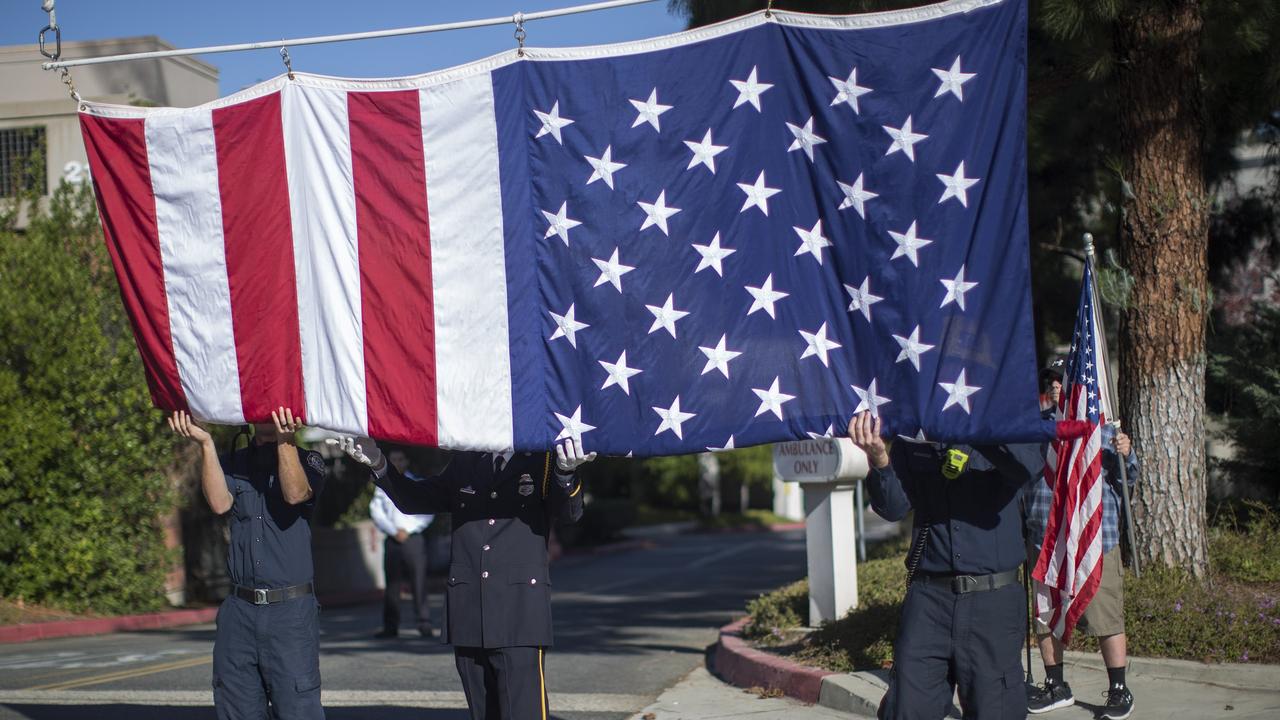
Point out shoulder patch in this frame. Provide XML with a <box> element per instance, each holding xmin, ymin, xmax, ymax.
<box><xmin>306</xmin><ymin>453</ymin><xmax>326</xmax><ymax>473</ymax></box>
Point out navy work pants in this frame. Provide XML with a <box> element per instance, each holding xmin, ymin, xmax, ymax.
<box><xmin>454</xmin><ymin>646</ymin><xmax>548</xmax><ymax>720</ymax></box>
<box><xmin>213</xmin><ymin>594</ymin><xmax>324</xmax><ymax>720</ymax></box>
<box><xmin>879</xmin><ymin>581</ymin><xmax>1026</xmax><ymax>720</ymax></box>
<box><xmin>383</xmin><ymin>532</ymin><xmax>431</xmax><ymax>632</ymax></box>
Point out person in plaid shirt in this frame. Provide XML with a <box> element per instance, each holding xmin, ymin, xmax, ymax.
<box><xmin>1024</xmin><ymin>360</ymin><xmax>1140</xmax><ymax>719</ymax></box>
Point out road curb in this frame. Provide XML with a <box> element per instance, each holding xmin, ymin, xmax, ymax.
<box><xmin>710</xmin><ymin>616</ymin><xmax>835</xmax><ymax>704</ymax></box>
<box><xmin>0</xmin><ymin>589</ymin><xmax>388</xmax><ymax>645</ymax></box>
<box><xmin>0</xmin><ymin>607</ymin><xmax>220</xmax><ymax>644</ymax></box>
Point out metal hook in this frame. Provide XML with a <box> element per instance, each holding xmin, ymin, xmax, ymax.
<box><xmin>280</xmin><ymin>45</ymin><xmax>295</xmax><ymax>81</ymax></box>
<box><xmin>764</xmin><ymin>0</ymin><xmax>775</xmax><ymax>18</ymax></box>
<box><xmin>38</xmin><ymin>24</ymin><xmax>61</xmax><ymax>61</ymax></box>
<box><xmin>513</xmin><ymin>12</ymin><xmax>526</xmax><ymax>57</ymax></box>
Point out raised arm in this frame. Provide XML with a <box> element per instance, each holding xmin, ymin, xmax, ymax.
<box><xmin>271</xmin><ymin>407</ymin><xmax>315</xmax><ymax>505</ymax></box>
<box><xmin>169</xmin><ymin>411</ymin><xmax>232</xmax><ymax>516</ymax></box>
<box><xmin>547</xmin><ymin>438</ymin><xmax>595</xmax><ymax>524</ymax></box>
<box><xmin>331</xmin><ymin>437</ymin><xmax>452</xmax><ymax>515</ymax></box>
<box><xmin>848</xmin><ymin>412</ymin><xmax>913</xmax><ymax>522</ymax></box>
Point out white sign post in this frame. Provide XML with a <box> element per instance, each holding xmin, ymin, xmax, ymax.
<box><xmin>773</xmin><ymin>437</ymin><xmax>870</xmax><ymax>625</ymax></box>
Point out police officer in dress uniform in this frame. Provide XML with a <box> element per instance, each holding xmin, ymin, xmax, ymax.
<box><xmin>170</xmin><ymin>408</ymin><xmax>327</xmax><ymax>720</ymax></box>
<box><xmin>848</xmin><ymin>411</ymin><xmax>1041</xmax><ymax>720</ymax></box>
<box><xmin>334</xmin><ymin>435</ymin><xmax>595</xmax><ymax>720</ymax></box>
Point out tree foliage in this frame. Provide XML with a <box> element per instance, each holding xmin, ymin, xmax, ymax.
<box><xmin>0</xmin><ymin>182</ymin><xmax>177</xmax><ymax>614</ymax></box>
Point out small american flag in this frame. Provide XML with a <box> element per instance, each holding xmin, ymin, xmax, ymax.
<box><xmin>78</xmin><ymin>0</ymin><xmax>1050</xmax><ymax>455</ymax></box>
<box><xmin>1033</xmin><ymin>258</ymin><xmax>1111</xmax><ymax>641</ymax></box>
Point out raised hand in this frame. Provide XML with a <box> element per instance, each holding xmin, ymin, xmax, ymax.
<box><xmin>326</xmin><ymin>436</ymin><xmax>384</xmax><ymax>469</ymax></box>
<box><xmin>168</xmin><ymin>410</ymin><xmax>212</xmax><ymax>446</ymax></box>
<box><xmin>846</xmin><ymin>411</ymin><xmax>889</xmax><ymax>469</ymax></box>
<box><xmin>271</xmin><ymin>406</ymin><xmax>302</xmax><ymax>443</ymax></box>
<box><xmin>555</xmin><ymin>437</ymin><xmax>597</xmax><ymax>473</ymax></box>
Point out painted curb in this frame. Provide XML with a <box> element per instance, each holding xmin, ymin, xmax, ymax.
<box><xmin>0</xmin><ymin>589</ymin><xmax>387</xmax><ymax>645</ymax></box>
<box><xmin>711</xmin><ymin>616</ymin><xmax>836</xmax><ymax>704</ymax></box>
<box><xmin>0</xmin><ymin>607</ymin><xmax>220</xmax><ymax>644</ymax></box>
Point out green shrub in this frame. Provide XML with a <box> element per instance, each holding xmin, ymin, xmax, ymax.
<box><xmin>0</xmin><ymin>182</ymin><xmax>177</xmax><ymax>614</ymax></box>
<box><xmin>1209</xmin><ymin>501</ymin><xmax>1280</xmax><ymax>583</ymax></box>
<box><xmin>743</xmin><ymin>579</ymin><xmax>808</xmax><ymax>643</ymax></box>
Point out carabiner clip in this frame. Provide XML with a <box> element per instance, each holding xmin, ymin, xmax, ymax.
<box><xmin>38</xmin><ymin>24</ymin><xmax>61</xmax><ymax>61</ymax></box>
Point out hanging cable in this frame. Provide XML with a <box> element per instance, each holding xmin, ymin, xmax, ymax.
<box><xmin>279</xmin><ymin>46</ymin><xmax>295</xmax><ymax>80</ymax></box>
<box><xmin>41</xmin><ymin>0</ymin><xmax>661</xmax><ymax>71</ymax></box>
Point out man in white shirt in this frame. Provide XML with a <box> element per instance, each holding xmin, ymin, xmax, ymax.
<box><xmin>370</xmin><ymin>449</ymin><xmax>434</xmax><ymax>639</ymax></box>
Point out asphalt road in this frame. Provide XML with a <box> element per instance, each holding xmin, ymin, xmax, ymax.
<box><xmin>0</xmin><ymin>528</ymin><xmax>809</xmax><ymax>720</ymax></box>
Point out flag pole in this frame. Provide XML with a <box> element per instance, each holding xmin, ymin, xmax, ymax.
<box><xmin>1083</xmin><ymin>233</ymin><xmax>1140</xmax><ymax>577</ymax></box>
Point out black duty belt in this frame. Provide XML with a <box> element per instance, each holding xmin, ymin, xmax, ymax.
<box><xmin>914</xmin><ymin>569</ymin><xmax>1020</xmax><ymax>594</ymax></box>
<box><xmin>233</xmin><ymin>582</ymin><xmax>314</xmax><ymax>605</ymax></box>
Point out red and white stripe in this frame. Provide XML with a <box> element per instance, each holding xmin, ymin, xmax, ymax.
<box><xmin>80</xmin><ymin>75</ymin><xmax>512</xmax><ymax>449</ymax></box>
<box><xmin>1031</xmin><ymin>305</ymin><xmax>1111</xmax><ymax>642</ymax></box>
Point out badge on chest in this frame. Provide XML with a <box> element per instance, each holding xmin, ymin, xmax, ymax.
<box><xmin>518</xmin><ymin>473</ymin><xmax>535</xmax><ymax>496</ymax></box>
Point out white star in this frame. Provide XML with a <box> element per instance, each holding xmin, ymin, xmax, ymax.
<box><xmin>591</xmin><ymin>248</ymin><xmax>635</xmax><ymax>292</ymax></box>
<box><xmin>843</xmin><ymin>276</ymin><xmax>883</xmax><ymax>322</ymax></box>
<box><xmin>585</xmin><ymin>145</ymin><xmax>626</xmax><ymax>189</ymax></box>
<box><xmin>808</xmin><ymin>424</ymin><xmax>836</xmax><ymax>439</ymax></box>
<box><xmin>932</xmin><ymin>56</ymin><xmax>976</xmax><ymax>101</ymax></box>
<box><xmin>548</xmin><ymin>304</ymin><xmax>588</xmax><ymax>348</ymax></box>
<box><xmin>892</xmin><ymin>325</ymin><xmax>935</xmax><ymax>371</ymax></box>
<box><xmin>698</xmin><ymin>334</ymin><xmax>742</xmax><ymax>379</ymax></box>
<box><xmin>646</xmin><ymin>292</ymin><xmax>689</xmax><ymax>338</ymax></box>
<box><xmin>837</xmin><ymin>173</ymin><xmax>878</xmax><ymax>218</ymax></box>
<box><xmin>684</xmin><ymin>129</ymin><xmax>728</xmax><ymax>174</ymax></box>
<box><xmin>936</xmin><ymin>161</ymin><xmax>980</xmax><ymax>207</ymax></box>
<box><xmin>554</xmin><ymin>405</ymin><xmax>596</xmax><ymax>442</ymax></box>
<box><xmin>541</xmin><ymin>201</ymin><xmax>582</xmax><ymax>246</ymax></box>
<box><xmin>786</xmin><ymin>116</ymin><xmax>827</xmax><ymax>162</ymax></box>
<box><xmin>533</xmin><ymin>101</ymin><xmax>574</xmax><ymax>144</ymax></box>
<box><xmin>630</xmin><ymin>88</ymin><xmax>673</xmax><ymax>132</ymax></box>
<box><xmin>692</xmin><ymin>232</ymin><xmax>736</xmax><ymax>276</ymax></box>
<box><xmin>939</xmin><ymin>368</ymin><xmax>981</xmax><ymax>414</ymax></box>
<box><xmin>940</xmin><ymin>264</ymin><xmax>979</xmax><ymax>311</ymax></box>
<box><xmin>708</xmin><ymin>435</ymin><xmax>736</xmax><ymax>452</ymax></box>
<box><xmin>799</xmin><ymin>322</ymin><xmax>843</xmax><ymax>367</ymax></box>
<box><xmin>828</xmin><ymin>67</ymin><xmax>872</xmax><ymax>113</ymax></box>
<box><xmin>882</xmin><ymin>115</ymin><xmax>928</xmax><ymax>162</ymax></box>
<box><xmin>746</xmin><ymin>274</ymin><xmax>789</xmax><ymax>319</ymax></box>
<box><xmin>793</xmin><ymin>219</ymin><xmax>831</xmax><ymax>265</ymax></box>
<box><xmin>730</xmin><ymin>65</ymin><xmax>773</xmax><ymax>111</ymax></box>
<box><xmin>889</xmin><ymin>221</ymin><xmax>934</xmax><ymax>266</ymax></box>
<box><xmin>599</xmin><ymin>351</ymin><xmax>642</xmax><ymax>395</ymax></box>
<box><xmin>638</xmin><ymin>190</ymin><xmax>681</xmax><ymax>235</ymax></box>
<box><xmin>852</xmin><ymin>378</ymin><xmax>891</xmax><ymax>417</ymax></box>
<box><xmin>653</xmin><ymin>396</ymin><xmax>696</xmax><ymax>439</ymax></box>
<box><xmin>752</xmin><ymin>376</ymin><xmax>796</xmax><ymax>420</ymax></box>
<box><xmin>737</xmin><ymin>171</ymin><xmax>781</xmax><ymax>216</ymax></box>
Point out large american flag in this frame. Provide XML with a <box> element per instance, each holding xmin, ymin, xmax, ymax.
<box><xmin>79</xmin><ymin>0</ymin><xmax>1049</xmax><ymax>455</ymax></box>
<box><xmin>1032</xmin><ymin>258</ymin><xmax>1111</xmax><ymax>641</ymax></box>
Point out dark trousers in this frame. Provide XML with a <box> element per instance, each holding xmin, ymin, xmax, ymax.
<box><xmin>383</xmin><ymin>533</ymin><xmax>430</xmax><ymax>631</ymax></box>
<box><xmin>879</xmin><ymin>581</ymin><xmax>1026</xmax><ymax>720</ymax></box>
<box><xmin>213</xmin><ymin>594</ymin><xmax>323</xmax><ymax>720</ymax></box>
<box><xmin>453</xmin><ymin>646</ymin><xmax>548</xmax><ymax>720</ymax></box>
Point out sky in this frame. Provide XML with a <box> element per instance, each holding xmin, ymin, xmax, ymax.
<box><xmin>2</xmin><ymin>0</ymin><xmax>687</xmax><ymax>97</ymax></box>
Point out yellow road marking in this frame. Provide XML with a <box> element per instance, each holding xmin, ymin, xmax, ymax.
<box><xmin>27</xmin><ymin>655</ymin><xmax>212</xmax><ymax>691</ymax></box>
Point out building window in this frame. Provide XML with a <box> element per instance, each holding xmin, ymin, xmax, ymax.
<box><xmin>1</xmin><ymin>126</ymin><xmax>49</xmax><ymax>199</ymax></box>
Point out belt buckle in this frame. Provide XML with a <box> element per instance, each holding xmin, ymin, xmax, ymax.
<box><xmin>253</xmin><ymin>588</ymin><xmax>269</xmax><ymax>605</ymax></box>
<box><xmin>952</xmin><ymin>575</ymin><xmax>977</xmax><ymax>594</ymax></box>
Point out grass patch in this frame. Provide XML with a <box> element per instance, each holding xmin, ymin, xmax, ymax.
<box><xmin>699</xmin><ymin>509</ymin><xmax>796</xmax><ymax>531</ymax></box>
<box><xmin>743</xmin><ymin>517</ymin><xmax>1280</xmax><ymax>670</ymax></box>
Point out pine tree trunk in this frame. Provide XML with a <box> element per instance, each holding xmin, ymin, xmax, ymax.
<box><xmin>1114</xmin><ymin>1</ymin><xmax>1210</xmax><ymax>576</ymax></box>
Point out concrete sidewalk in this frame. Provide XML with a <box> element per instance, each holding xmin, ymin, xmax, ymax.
<box><xmin>629</xmin><ymin>666</ymin><xmax>850</xmax><ymax>720</ymax></box>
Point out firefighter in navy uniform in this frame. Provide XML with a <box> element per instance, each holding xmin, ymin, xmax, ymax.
<box><xmin>334</xmin><ymin>435</ymin><xmax>594</xmax><ymax>720</ymax></box>
<box><xmin>848</xmin><ymin>411</ymin><xmax>1041</xmax><ymax>720</ymax></box>
<box><xmin>169</xmin><ymin>408</ymin><xmax>327</xmax><ymax>720</ymax></box>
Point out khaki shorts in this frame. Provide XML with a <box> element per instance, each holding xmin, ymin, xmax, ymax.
<box><xmin>1031</xmin><ymin>546</ymin><xmax>1125</xmax><ymax>638</ymax></box>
